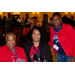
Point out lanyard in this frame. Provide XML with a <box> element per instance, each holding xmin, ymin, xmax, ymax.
<box><xmin>54</xmin><ymin>24</ymin><xmax>62</xmax><ymax>44</ymax></box>
<box><xmin>9</xmin><ymin>48</ymin><xmax>19</xmax><ymax>60</ymax></box>
<box><xmin>34</xmin><ymin>46</ymin><xmax>40</xmax><ymax>57</ymax></box>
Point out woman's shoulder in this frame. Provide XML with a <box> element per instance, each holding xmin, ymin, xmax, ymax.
<box><xmin>25</xmin><ymin>42</ymin><xmax>33</xmax><ymax>47</ymax></box>
<box><xmin>0</xmin><ymin>45</ymin><xmax>8</xmax><ymax>50</ymax></box>
<box><xmin>62</xmin><ymin>23</ymin><xmax>72</xmax><ymax>28</ymax></box>
<box><xmin>24</xmin><ymin>42</ymin><xmax>33</xmax><ymax>49</ymax></box>
<box><xmin>15</xmin><ymin>46</ymin><xmax>24</xmax><ymax>50</ymax></box>
<box><xmin>15</xmin><ymin>46</ymin><xmax>25</xmax><ymax>54</ymax></box>
<box><xmin>62</xmin><ymin>23</ymin><xmax>74</xmax><ymax>30</ymax></box>
<box><xmin>0</xmin><ymin>45</ymin><xmax>10</xmax><ymax>56</ymax></box>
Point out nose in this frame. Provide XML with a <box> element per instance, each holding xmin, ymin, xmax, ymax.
<box><xmin>9</xmin><ymin>40</ymin><xmax>13</xmax><ymax>43</ymax></box>
<box><xmin>35</xmin><ymin>34</ymin><xmax>38</xmax><ymax>37</ymax></box>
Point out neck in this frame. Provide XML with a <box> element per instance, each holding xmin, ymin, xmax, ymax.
<box><xmin>33</xmin><ymin>41</ymin><xmax>40</xmax><ymax>47</ymax></box>
<box><xmin>10</xmin><ymin>48</ymin><xmax>15</xmax><ymax>53</ymax></box>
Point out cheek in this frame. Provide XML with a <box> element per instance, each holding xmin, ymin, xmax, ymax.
<box><xmin>12</xmin><ymin>41</ymin><xmax>16</xmax><ymax>45</ymax></box>
<box><xmin>13</xmin><ymin>41</ymin><xmax>16</xmax><ymax>44</ymax></box>
<box><xmin>57</xmin><ymin>20</ymin><xmax>61</xmax><ymax>23</ymax></box>
<box><xmin>38</xmin><ymin>35</ymin><xmax>41</xmax><ymax>39</ymax></box>
<box><xmin>6</xmin><ymin>41</ymin><xmax>10</xmax><ymax>44</ymax></box>
<box><xmin>6</xmin><ymin>41</ymin><xmax>16</xmax><ymax>44</ymax></box>
<box><xmin>32</xmin><ymin>34</ymin><xmax>41</xmax><ymax>39</ymax></box>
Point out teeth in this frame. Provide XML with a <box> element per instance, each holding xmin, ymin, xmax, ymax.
<box><xmin>9</xmin><ymin>44</ymin><xmax>13</xmax><ymax>46</ymax></box>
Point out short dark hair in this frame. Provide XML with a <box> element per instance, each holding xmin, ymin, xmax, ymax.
<box><xmin>8</xmin><ymin>13</ymin><xmax>11</xmax><ymax>17</ymax></box>
<box><xmin>25</xmin><ymin>13</ymin><xmax>29</xmax><ymax>17</ymax></box>
<box><xmin>43</xmin><ymin>14</ymin><xmax>48</xmax><ymax>18</ymax></box>
<box><xmin>52</xmin><ymin>12</ymin><xmax>61</xmax><ymax>18</ymax></box>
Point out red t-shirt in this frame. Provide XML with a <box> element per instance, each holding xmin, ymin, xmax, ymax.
<box><xmin>0</xmin><ymin>45</ymin><xmax>27</xmax><ymax>62</ymax></box>
<box><xmin>30</xmin><ymin>45</ymin><xmax>40</xmax><ymax>62</ymax></box>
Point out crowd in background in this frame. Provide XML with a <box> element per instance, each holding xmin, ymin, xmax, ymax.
<box><xmin>0</xmin><ymin>12</ymin><xmax>75</xmax><ymax>62</ymax></box>
<box><xmin>0</xmin><ymin>13</ymin><xmax>75</xmax><ymax>34</ymax></box>
<box><xmin>0</xmin><ymin>12</ymin><xmax>75</xmax><ymax>47</ymax></box>
<box><xmin>0</xmin><ymin>13</ymin><xmax>40</xmax><ymax>34</ymax></box>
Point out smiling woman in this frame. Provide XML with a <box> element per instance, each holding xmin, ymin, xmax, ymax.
<box><xmin>24</xmin><ymin>26</ymin><xmax>53</xmax><ymax>62</ymax></box>
<box><xmin>52</xmin><ymin>13</ymin><xmax>62</xmax><ymax>29</ymax></box>
<box><xmin>49</xmin><ymin>12</ymin><xmax>75</xmax><ymax>62</ymax></box>
<box><xmin>0</xmin><ymin>32</ymin><xmax>27</xmax><ymax>62</ymax></box>
<box><xmin>5</xmin><ymin>33</ymin><xmax>16</xmax><ymax>53</ymax></box>
<box><xmin>32</xmin><ymin>29</ymin><xmax>41</xmax><ymax>44</ymax></box>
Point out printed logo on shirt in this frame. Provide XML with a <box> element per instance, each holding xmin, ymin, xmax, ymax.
<box><xmin>11</xmin><ymin>56</ymin><xmax>25</xmax><ymax>62</ymax></box>
<box><xmin>53</xmin><ymin>35</ymin><xmax>59</xmax><ymax>43</ymax></box>
<box><xmin>53</xmin><ymin>35</ymin><xmax>58</xmax><ymax>39</ymax></box>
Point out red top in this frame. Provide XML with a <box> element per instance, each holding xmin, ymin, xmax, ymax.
<box><xmin>0</xmin><ymin>45</ymin><xmax>27</xmax><ymax>62</ymax></box>
<box><xmin>30</xmin><ymin>46</ymin><xmax>39</xmax><ymax>61</ymax></box>
<box><xmin>48</xmin><ymin>23</ymin><xmax>75</xmax><ymax>57</ymax></box>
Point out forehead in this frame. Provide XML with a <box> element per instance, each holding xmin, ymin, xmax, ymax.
<box><xmin>7</xmin><ymin>34</ymin><xmax>15</xmax><ymax>39</ymax></box>
<box><xmin>53</xmin><ymin>15</ymin><xmax>61</xmax><ymax>19</ymax></box>
<box><xmin>33</xmin><ymin>29</ymin><xmax>40</xmax><ymax>33</ymax></box>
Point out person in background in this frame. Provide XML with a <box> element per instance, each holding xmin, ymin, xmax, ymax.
<box><xmin>42</xmin><ymin>14</ymin><xmax>50</xmax><ymax>43</ymax></box>
<box><xmin>0</xmin><ymin>32</ymin><xmax>27</xmax><ymax>62</ymax></box>
<box><xmin>21</xmin><ymin>17</ymin><xmax>25</xmax><ymax>25</ymax></box>
<box><xmin>24</xmin><ymin>13</ymin><xmax>30</xmax><ymax>28</ymax></box>
<box><xmin>5</xmin><ymin>13</ymin><xmax>12</xmax><ymax>33</ymax></box>
<box><xmin>30</xmin><ymin>17</ymin><xmax>34</xmax><ymax>29</ymax></box>
<box><xmin>33</xmin><ymin>16</ymin><xmax>36</xmax><ymax>26</ymax></box>
<box><xmin>24</xmin><ymin>26</ymin><xmax>53</xmax><ymax>62</ymax></box>
<box><xmin>62</xmin><ymin>15</ymin><xmax>70</xmax><ymax>25</ymax></box>
<box><xmin>17</xmin><ymin>16</ymin><xmax>22</xmax><ymax>23</ymax></box>
<box><xmin>48</xmin><ymin>12</ymin><xmax>75</xmax><ymax>62</ymax></box>
<box><xmin>49</xmin><ymin>17</ymin><xmax>53</xmax><ymax>27</ymax></box>
<box><xmin>0</xmin><ymin>15</ymin><xmax>2</xmax><ymax>28</ymax></box>
<box><xmin>70</xmin><ymin>16</ymin><xmax>74</xmax><ymax>27</ymax></box>
<box><xmin>13</xmin><ymin>16</ymin><xmax>20</xmax><ymax>29</ymax></box>
<box><xmin>20</xmin><ymin>17</ymin><xmax>25</xmax><ymax>32</ymax></box>
<box><xmin>35</xmin><ymin>17</ymin><xmax>39</xmax><ymax>26</ymax></box>
<box><xmin>2</xmin><ymin>16</ymin><xmax>6</xmax><ymax>34</ymax></box>
<box><xmin>23</xmin><ymin>14</ymin><xmax>30</xmax><ymax>35</ymax></box>
<box><xmin>42</xmin><ymin>14</ymin><xmax>49</xmax><ymax>33</ymax></box>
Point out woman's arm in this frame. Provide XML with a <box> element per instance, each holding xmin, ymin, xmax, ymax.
<box><xmin>68</xmin><ymin>25</ymin><xmax>75</xmax><ymax>61</ymax></box>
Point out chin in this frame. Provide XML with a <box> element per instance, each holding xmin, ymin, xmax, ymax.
<box><xmin>55</xmin><ymin>24</ymin><xmax>59</xmax><ymax>27</ymax></box>
<box><xmin>10</xmin><ymin>46</ymin><xmax>14</xmax><ymax>49</ymax></box>
<box><xmin>35</xmin><ymin>40</ymin><xmax>39</xmax><ymax>42</ymax></box>
<box><xmin>34</xmin><ymin>40</ymin><xmax>40</xmax><ymax>42</ymax></box>
<box><xmin>9</xmin><ymin>46</ymin><xmax>14</xmax><ymax>49</ymax></box>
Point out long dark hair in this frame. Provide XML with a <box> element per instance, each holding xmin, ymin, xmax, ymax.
<box><xmin>27</xmin><ymin>26</ymin><xmax>47</xmax><ymax>42</ymax></box>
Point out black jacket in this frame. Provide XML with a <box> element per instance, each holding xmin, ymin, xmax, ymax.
<box><xmin>24</xmin><ymin>17</ymin><xmax>30</xmax><ymax>28</ymax></box>
<box><xmin>24</xmin><ymin>41</ymin><xmax>53</xmax><ymax>62</ymax></box>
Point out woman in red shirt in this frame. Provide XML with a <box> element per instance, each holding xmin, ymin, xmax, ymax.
<box><xmin>49</xmin><ymin>12</ymin><xmax>75</xmax><ymax>62</ymax></box>
<box><xmin>0</xmin><ymin>32</ymin><xmax>27</xmax><ymax>62</ymax></box>
<box><xmin>24</xmin><ymin>26</ymin><xmax>53</xmax><ymax>62</ymax></box>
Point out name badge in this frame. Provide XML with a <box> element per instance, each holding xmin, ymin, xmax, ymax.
<box><xmin>53</xmin><ymin>44</ymin><xmax>59</xmax><ymax>51</ymax></box>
